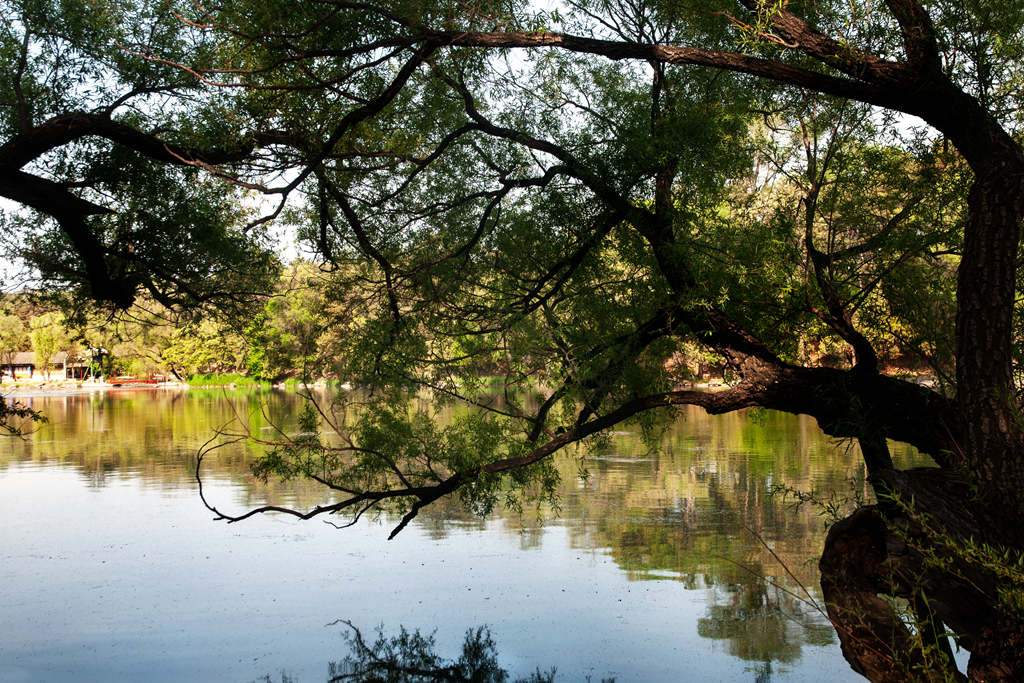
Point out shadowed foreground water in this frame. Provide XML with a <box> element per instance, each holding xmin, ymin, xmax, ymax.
<box><xmin>0</xmin><ymin>388</ymin><xmax>935</xmax><ymax>681</ymax></box>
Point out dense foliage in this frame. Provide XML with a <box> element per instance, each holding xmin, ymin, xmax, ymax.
<box><xmin>4</xmin><ymin>0</ymin><xmax>1024</xmax><ymax>678</ymax></box>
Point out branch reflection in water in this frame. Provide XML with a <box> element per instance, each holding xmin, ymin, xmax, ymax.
<box><xmin>257</xmin><ymin>621</ymin><xmax>565</xmax><ymax>683</ymax></box>
<box><xmin>0</xmin><ymin>388</ymin><xmax>933</xmax><ymax>681</ymax></box>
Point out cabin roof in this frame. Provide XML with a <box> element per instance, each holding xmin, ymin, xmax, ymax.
<box><xmin>6</xmin><ymin>350</ymin><xmax>84</xmax><ymax>366</ymax></box>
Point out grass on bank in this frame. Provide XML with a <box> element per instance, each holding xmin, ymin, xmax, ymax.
<box><xmin>186</xmin><ymin>373</ymin><xmax>270</xmax><ymax>388</ymax></box>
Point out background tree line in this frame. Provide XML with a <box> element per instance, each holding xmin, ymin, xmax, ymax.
<box><xmin>1</xmin><ymin>226</ymin><xmax>948</xmax><ymax>385</ymax></box>
<box><xmin>1</xmin><ymin>262</ymin><xmax>326</xmax><ymax>382</ymax></box>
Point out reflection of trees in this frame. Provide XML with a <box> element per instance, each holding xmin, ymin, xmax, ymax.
<box><xmin>256</xmin><ymin>621</ymin><xmax>580</xmax><ymax>683</ymax></box>
<box><xmin>697</xmin><ymin>578</ymin><xmax>834</xmax><ymax>665</ymax></box>
<box><xmin>2</xmin><ymin>394</ymin><xmax>930</xmax><ymax>669</ymax></box>
<box><xmin>326</xmin><ymin>622</ymin><xmax>559</xmax><ymax>683</ymax></box>
<box><xmin>0</xmin><ymin>390</ymin><xmax>332</xmax><ymax>508</ymax></box>
<box><xmin>699</xmin><ymin>581</ymin><xmax>802</xmax><ymax>663</ymax></box>
<box><xmin>412</xmin><ymin>404</ymin><xmax>922</xmax><ymax>669</ymax></box>
<box><xmin>545</xmin><ymin>406</ymin><xmax>928</xmax><ymax>667</ymax></box>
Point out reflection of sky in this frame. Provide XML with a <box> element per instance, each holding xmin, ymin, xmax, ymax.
<box><xmin>0</xmin><ymin>393</ymin><xmax>875</xmax><ymax>682</ymax></box>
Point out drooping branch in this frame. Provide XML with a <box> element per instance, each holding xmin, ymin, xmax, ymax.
<box><xmin>196</xmin><ymin>360</ymin><xmax>956</xmax><ymax>540</ymax></box>
<box><xmin>272</xmin><ymin>41</ymin><xmax>442</xmax><ymax>198</ymax></box>
<box><xmin>320</xmin><ymin>175</ymin><xmax>404</xmax><ymax>324</ymax></box>
<box><xmin>448</xmin><ymin>76</ymin><xmax>645</xmax><ymax>226</ymax></box>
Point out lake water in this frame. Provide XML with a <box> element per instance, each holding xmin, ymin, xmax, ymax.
<box><xmin>0</xmin><ymin>388</ymin><xmax>932</xmax><ymax>682</ymax></box>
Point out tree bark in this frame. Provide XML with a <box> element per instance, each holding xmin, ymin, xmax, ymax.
<box><xmin>954</xmin><ymin>164</ymin><xmax>1024</xmax><ymax>519</ymax></box>
<box><xmin>821</xmin><ymin>468</ymin><xmax>1024</xmax><ymax>681</ymax></box>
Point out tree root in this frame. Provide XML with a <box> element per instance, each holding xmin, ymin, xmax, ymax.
<box><xmin>819</xmin><ymin>468</ymin><xmax>1024</xmax><ymax>681</ymax></box>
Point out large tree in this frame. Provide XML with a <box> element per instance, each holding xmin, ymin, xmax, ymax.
<box><xmin>4</xmin><ymin>0</ymin><xmax>1024</xmax><ymax>679</ymax></box>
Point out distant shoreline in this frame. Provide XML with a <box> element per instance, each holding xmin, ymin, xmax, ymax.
<box><xmin>0</xmin><ymin>379</ymin><xmax>340</xmax><ymax>398</ymax></box>
<box><xmin>1</xmin><ymin>381</ymin><xmax>189</xmax><ymax>398</ymax></box>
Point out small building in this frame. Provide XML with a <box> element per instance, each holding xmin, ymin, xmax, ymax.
<box><xmin>53</xmin><ymin>351</ymin><xmax>89</xmax><ymax>379</ymax></box>
<box><xmin>1</xmin><ymin>351</ymin><xmax>88</xmax><ymax>379</ymax></box>
<box><xmin>3</xmin><ymin>351</ymin><xmax>37</xmax><ymax>379</ymax></box>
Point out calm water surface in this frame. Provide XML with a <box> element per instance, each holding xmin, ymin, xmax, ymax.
<box><xmin>0</xmin><ymin>389</ymin><xmax>932</xmax><ymax>682</ymax></box>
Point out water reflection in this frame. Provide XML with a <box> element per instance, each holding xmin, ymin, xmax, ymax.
<box><xmin>0</xmin><ymin>388</ymin><xmax>932</xmax><ymax>680</ymax></box>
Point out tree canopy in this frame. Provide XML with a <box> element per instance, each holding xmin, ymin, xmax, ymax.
<box><xmin>3</xmin><ymin>0</ymin><xmax>1024</xmax><ymax>679</ymax></box>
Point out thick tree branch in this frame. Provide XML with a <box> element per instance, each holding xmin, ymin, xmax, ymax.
<box><xmin>883</xmin><ymin>0</ymin><xmax>942</xmax><ymax>72</ymax></box>
<box><xmin>0</xmin><ymin>112</ymin><xmax>254</xmax><ymax>172</ymax></box>
<box><xmin>425</xmin><ymin>30</ymin><xmax>912</xmax><ymax>111</ymax></box>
